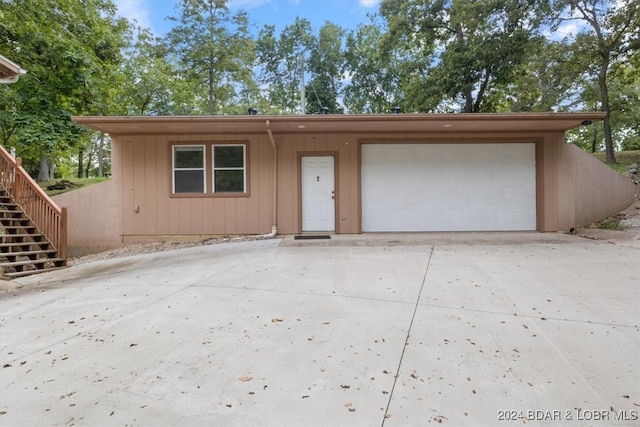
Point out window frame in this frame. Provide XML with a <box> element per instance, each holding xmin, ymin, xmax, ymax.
<box><xmin>172</xmin><ymin>144</ymin><xmax>206</xmax><ymax>194</ymax></box>
<box><xmin>212</xmin><ymin>144</ymin><xmax>247</xmax><ymax>194</ymax></box>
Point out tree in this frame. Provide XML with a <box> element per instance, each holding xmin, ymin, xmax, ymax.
<box><xmin>379</xmin><ymin>0</ymin><xmax>547</xmax><ymax>113</ymax></box>
<box><xmin>0</xmin><ymin>0</ymin><xmax>129</xmax><ymax>179</ymax></box>
<box><xmin>551</xmin><ymin>0</ymin><xmax>640</xmax><ymax>163</ymax></box>
<box><xmin>166</xmin><ymin>0</ymin><xmax>258</xmax><ymax>115</ymax></box>
<box><xmin>114</xmin><ymin>25</ymin><xmax>198</xmax><ymax>115</ymax></box>
<box><xmin>256</xmin><ymin>19</ymin><xmax>347</xmax><ymax>114</ymax></box>
<box><xmin>256</xmin><ymin>18</ymin><xmax>315</xmax><ymax>114</ymax></box>
<box><xmin>305</xmin><ymin>22</ymin><xmax>346</xmax><ymax>114</ymax></box>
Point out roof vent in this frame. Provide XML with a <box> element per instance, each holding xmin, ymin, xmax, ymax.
<box><xmin>391</xmin><ymin>106</ymin><xmax>401</xmax><ymax>114</ymax></box>
<box><xmin>248</xmin><ymin>107</ymin><xmax>258</xmax><ymax>115</ymax></box>
<box><xmin>319</xmin><ymin>106</ymin><xmax>329</xmax><ymax>115</ymax></box>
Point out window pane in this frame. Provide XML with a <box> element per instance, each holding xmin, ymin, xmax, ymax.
<box><xmin>175</xmin><ymin>147</ymin><xmax>204</xmax><ymax>168</ymax></box>
<box><xmin>214</xmin><ymin>170</ymin><xmax>244</xmax><ymax>192</ymax></box>
<box><xmin>175</xmin><ymin>170</ymin><xmax>204</xmax><ymax>193</ymax></box>
<box><xmin>214</xmin><ymin>146</ymin><xmax>244</xmax><ymax>168</ymax></box>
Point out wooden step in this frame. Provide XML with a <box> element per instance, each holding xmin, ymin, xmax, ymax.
<box><xmin>0</xmin><ymin>207</ymin><xmax>27</xmax><ymax>213</ymax></box>
<box><xmin>2</xmin><ymin>264</ymin><xmax>67</xmax><ymax>279</ymax></box>
<box><xmin>0</xmin><ymin>218</ymin><xmax>31</xmax><ymax>225</ymax></box>
<box><xmin>0</xmin><ymin>257</ymin><xmax>65</xmax><ymax>268</ymax></box>
<box><xmin>0</xmin><ymin>241</ymin><xmax>51</xmax><ymax>248</ymax></box>
<box><xmin>1</xmin><ymin>233</ymin><xmax>46</xmax><ymax>241</ymax></box>
<box><xmin>0</xmin><ymin>249</ymin><xmax>58</xmax><ymax>258</ymax></box>
<box><xmin>1</xmin><ymin>224</ymin><xmax>37</xmax><ymax>230</ymax></box>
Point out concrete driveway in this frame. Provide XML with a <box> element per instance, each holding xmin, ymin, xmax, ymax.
<box><xmin>1</xmin><ymin>234</ymin><xmax>639</xmax><ymax>426</ymax></box>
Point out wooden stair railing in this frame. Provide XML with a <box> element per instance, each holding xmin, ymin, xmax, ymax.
<box><xmin>0</xmin><ymin>145</ymin><xmax>67</xmax><ymax>278</ymax></box>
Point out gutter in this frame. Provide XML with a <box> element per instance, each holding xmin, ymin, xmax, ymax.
<box><xmin>263</xmin><ymin>120</ymin><xmax>278</xmax><ymax>237</ymax></box>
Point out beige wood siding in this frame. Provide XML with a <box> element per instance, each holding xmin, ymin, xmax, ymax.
<box><xmin>101</xmin><ymin>128</ymin><xmax>636</xmax><ymax>243</ymax></box>
<box><xmin>116</xmin><ymin>134</ymin><xmax>273</xmax><ymax>240</ymax></box>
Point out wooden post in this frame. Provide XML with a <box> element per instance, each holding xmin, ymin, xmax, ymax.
<box><xmin>14</xmin><ymin>157</ymin><xmax>22</xmax><ymax>202</ymax></box>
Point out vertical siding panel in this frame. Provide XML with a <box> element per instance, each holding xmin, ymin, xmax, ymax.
<box><xmin>178</xmin><ymin>200</ymin><xmax>191</xmax><ymax>234</ymax></box>
<box><xmin>224</xmin><ymin>198</ymin><xmax>237</xmax><ymax>234</ymax></box>
<box><xmin>351</xmin><ymin>133</ymin><xmax>361</xmax><ymax>233</ymax></box>
<box><xmin>277</xmin><ymin>136</ymin><xmax>295</xmax><ymax>233</ymax></box>
<box><xmin>262</xmin><ymin>136</ymin><xmax>275</xmax><ymax>233</ymax></box>
<box><xmin>190</xmin><ymin>198</ymin><xmax>203</xmax><ymax>234</ymax></box>
<box><xmin>122</xmin><ymin>139</ymin><xmax>135</xmax><ymax>235</ymax></box>
<box><xmin>156</xmin><ymin>138</ymin><xmax>170</xmax><ymax>235</ymax></box>
<box><xmin>212</xmin><ymin>199</ymin><xmax>225</xmax><ymax>234</ymax></box>
<box><xmin>236</xmin><ymin>197</ymin><xmax>248</xmax><ymax>233</ymax></box>
<box><xmin>168</xmin><ymin>199</ymin><xmax>181</xmax><ymax>235</ymax></box>
<box><xmin>144</xmin><ymin>138</ymin><xmax>158</xmax><ymax>235</ymax></box>
<box><xmin>201</xmin><ymin>198</ymin><xmax>214</xmax><ymax>235</ymax></box>
<box><xmin>133</xmin><ymin>137</ymin><xmax>146</xmax><ymax>235</ymax></box>
<box><xmin>248</xmin><ymin>137</ymin><xmax>262</xmax><ymax>232</ymax></box>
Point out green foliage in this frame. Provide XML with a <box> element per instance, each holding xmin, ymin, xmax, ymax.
<box><xmin>0</xmin><ymin>0</ymin><xmax>129</xmax><ymax>178</ymax></box>
<box><xmin>549</xmin><ymin>0</ymin><xmax>640</xmax><ymax>162</ymax></box>
<box><xmin>597</xmin><ymin>218</ymin><xmax>623</xmax><ymax>231</ymax></box>
<box><xmin>377</xmin><ymin>0</ymin><xmax>547</xmax><ymax>113</ymax></box>
<box><xmin>166</xmin><ymin>0</ymin><xmax>259</xmax><ymax>114</ymax></box>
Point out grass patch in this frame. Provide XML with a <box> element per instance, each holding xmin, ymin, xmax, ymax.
<box><xmin>591</xmin><ymin>150</ymin><xmax>640</xmax><ymax>174</ymax></box>
<box><xmin>597</xmin><ymin>218</ymin><xmax>623</xmax><ymax>231</ymax></box>
<box><xmin>39</xmin><ymin>177</ymin><xmax>109</xmax><ymax>196</ymax></box>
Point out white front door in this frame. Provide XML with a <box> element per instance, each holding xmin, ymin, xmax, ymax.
<box><xmin>301</xmin><ymin>156</ymin><xmax>335</xmax><ymax>232</ymax></box>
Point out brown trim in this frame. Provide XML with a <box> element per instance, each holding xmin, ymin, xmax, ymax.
<box><xmin>168</xmin><ymin>141</ymin><xmax>251</xmax><ymax>198</ymax></box>
<box><xmin>72</xmin><ymin>112</ymin><xmax>607</xmax><ymax>136</ymax></box>
<box><xmin>297</xmin><ymin>152</ymin><xmax>339</xmax><ymax>234</ymax></box>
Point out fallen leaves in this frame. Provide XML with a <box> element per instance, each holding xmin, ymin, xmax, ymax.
<box><xmin>239</xmin><ymin>376</ymin><xmax>253</xmax><ymax>382</ymax></box>
<box><xmin>271</xmin><ymin>318</ymin><xmax>284</xmax><ymax>323</ymax></box>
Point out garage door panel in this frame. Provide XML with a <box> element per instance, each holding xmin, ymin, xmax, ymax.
<box><xmin>361</xmin><ymin>143</ymin><xmax>536</xmax><ymax>232</ymax></box>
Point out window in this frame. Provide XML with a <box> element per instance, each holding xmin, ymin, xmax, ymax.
<box><xmin>213</xmin><ymin>145</ymin><xmax>246</xmax><ymax>193</ymax></box>
<box><xmin>173</xmin><ymin>145</ymin><xmax>205</xmax><ymax>193</ymax></box>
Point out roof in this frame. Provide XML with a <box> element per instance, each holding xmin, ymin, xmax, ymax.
<box><xmin>0</xmin><ymin>54</ymin><xmax>27</xmax><ymax>84</ymax></box>
<box><xmin>72</xmin><ymin>112</ymin><xmax>606</xmax><ymax>136</ymax></box>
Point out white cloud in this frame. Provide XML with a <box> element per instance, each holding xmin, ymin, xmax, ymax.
<box><xmin>113</xmin><ymin>0</ymin><xmax>154</xmax><ymax>30</ymax></box>
<box><xmin>359</xmin><ymin>0</ymin><xmax>380</xmax><ymax>7</ymax></box>
<box><xmin>229</xmin><ymin>0</ymin><xmax>271</xmax><ymax>9</ymax></box>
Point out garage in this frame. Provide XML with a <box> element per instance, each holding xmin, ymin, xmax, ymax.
<box><xmin>361</xmin><ymin>143</ymin><xmax>537</xmax><ymax>232</ymax></box>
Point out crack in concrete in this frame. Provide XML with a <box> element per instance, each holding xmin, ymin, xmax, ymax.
<box><xmin>381</xmin><ymin>245</ymin><xmax>434</xmax><ymax>426</ymax></box>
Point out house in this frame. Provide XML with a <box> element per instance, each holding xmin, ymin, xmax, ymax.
<box><xmin>0</xmin><ymin>54</ymin><xmax>27</xmax><ymax>84</ymax></box>
<box><xmin>61</xmin><ymin>113</ymin><xmax>636</xmax><ymax>256</ymax></box>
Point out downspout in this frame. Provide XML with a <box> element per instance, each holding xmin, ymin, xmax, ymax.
<box><xmin>263</xmin><ymin>120</ymin><xmax>278</xmax><ymax>237</ymax></box>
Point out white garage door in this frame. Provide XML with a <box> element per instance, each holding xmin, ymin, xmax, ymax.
<box><xmin>361</xmin><ymin>143</ymin><xmax>536</xmax><ymax>232</ymax></box>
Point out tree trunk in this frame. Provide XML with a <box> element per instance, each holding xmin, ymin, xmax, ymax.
<box><xmin>78</xmin><ymin>149</ymin><xmax>84</xmax><ymax>178</ymax></box>
<box><xmin>37</xmin><ymin>153</ymin><xmax>49</xmax><ymax>181</ymax></box>
<box><xmin>598</xmin><ymin>46</ymin><xmax>616</xmax><ymax>163</ymax></box>
<box><xmin>48</xmin><ymin>158</ymin><xmax>55</xmax><ymax>180</ymax></box>
<box><xmin>98</xmin><ymin>132</ymin><xmax>104</xmax><ymax>177</ymax></box>
<box><xmin>209</xmin><ymin>55</ymin><xmax>215</xmax><ymax>114</ymax></box>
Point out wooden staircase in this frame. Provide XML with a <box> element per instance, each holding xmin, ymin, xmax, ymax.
<box><xmin>0</xmin><ymin>145</ymin><xmax>67</xmax><ymax>279</ymax></box>
<box><xmin>1</xmin><ymin>190</ymin><xmax>66</xmax><ymax>278</ymax></box>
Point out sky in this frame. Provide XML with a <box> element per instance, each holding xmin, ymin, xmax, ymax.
<box><xmin>113</xmin><ymin>0</ymin><xmax>382</xmax><ymax>36</ymax></box>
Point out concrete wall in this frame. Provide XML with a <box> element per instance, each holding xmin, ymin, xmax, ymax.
<box><xmin>52</xmin><ymin>180</ymin><xmax>123</xmax><ymax>257</ymax></box>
